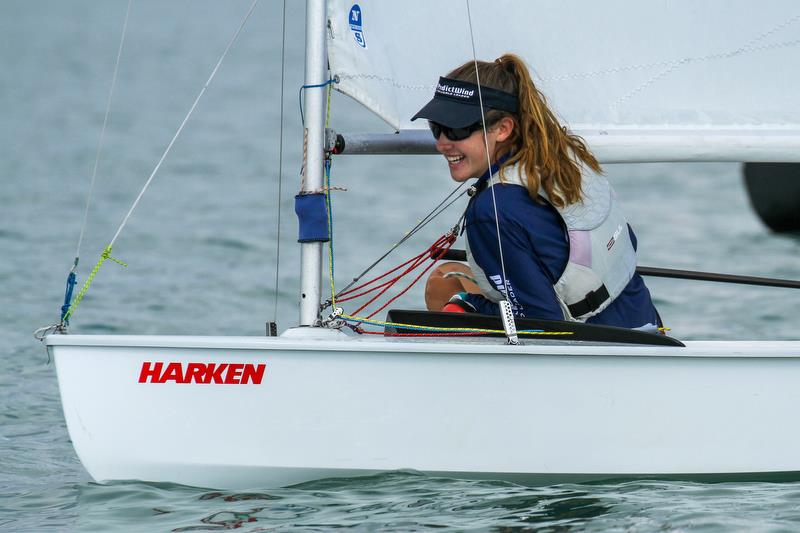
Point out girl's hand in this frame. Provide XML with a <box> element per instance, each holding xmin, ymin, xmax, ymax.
<box><xmin>424</xmin><ymin>262</ymin><xmax>481</xmax><ymax>310</ymax></box>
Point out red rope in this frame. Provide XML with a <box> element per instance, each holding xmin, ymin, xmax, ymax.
<box><xmin>337</xmin><ymin>250</ymin><xmax>428</xmax><ymax>301</ymax></box>
<box><xmin>364</xmin><ymin>239</ymin><xmax>454</xmax><ymax>319</ymax></box>
<box><xmin>359</xmin><ymin>330</ymin><xmax>492</xmax><ymax>337</ymax></box>
<box><xmin>337</xmin><ymin>234</ymin><xmax>452</xmax><ymax>301</ymax></box>
<box><xmin>350</xmin><ymin>253</ymin><xmax>429</xmax><ymax>316</ymax></box>
<box><xmin>337</xmin><ymin>251</ymin><xmax>429</xmax><ymax>303</ymax></box>
<box><xmin>341</xmin><ymin>260</ymin><xmax>425</xmax><ymax>306</ymax></box>
<box><xmin>343</xmin><ymin>234</ymin><xmax>456</xmax><ymax>317</ymax></box>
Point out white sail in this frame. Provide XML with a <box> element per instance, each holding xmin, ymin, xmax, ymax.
<box><xmin>328</xmin><ymin>0</ymin><xmax>800</xmax><ymax>161</ymax></box>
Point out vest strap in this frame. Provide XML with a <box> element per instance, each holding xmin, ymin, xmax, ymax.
<box><xmin>567</xmin><ymin>285</ymin><xmax>610</xmax><ymax>318</ymax></box>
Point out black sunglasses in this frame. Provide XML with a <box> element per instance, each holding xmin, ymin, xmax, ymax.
<box><xmin>429</xmin><ymin>121</ymin><xmax>484</xmax><ymax>141</ymax></box>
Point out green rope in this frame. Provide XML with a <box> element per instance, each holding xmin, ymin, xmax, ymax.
<box><xmin>62</xmin><ymin>244</ymin><xmax>127</xmax><ymax>321</ymax></box>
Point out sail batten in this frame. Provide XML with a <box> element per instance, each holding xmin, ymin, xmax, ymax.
<box><xmin>328</xmin><ymin>0</ymin><xmax>800</xmax><ymax>161</ymax></box>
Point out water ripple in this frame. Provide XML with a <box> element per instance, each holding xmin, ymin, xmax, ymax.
<box><xmin>32</xmin><ymin>475</ymin><xmax>795</xmax><ymax>532</ymax></box>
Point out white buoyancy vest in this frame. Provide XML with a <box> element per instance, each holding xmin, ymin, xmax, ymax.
<box><xmin>468</xmin><ymin>163</ymin><xmax>637</xmax><ymax>321</ymax></box>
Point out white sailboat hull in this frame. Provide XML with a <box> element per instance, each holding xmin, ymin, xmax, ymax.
<box><xmin>47</xmin><ymin>329</ymin><xmax>800</xmax><ymax>489</ymax></box>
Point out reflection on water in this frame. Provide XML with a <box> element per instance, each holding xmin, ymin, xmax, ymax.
<box><xmin>172</xmin><ymin>510</ymin><xmax>261</xmax><ymax>531</ymax></box>
<box><xmin>53</xmin><ymin>470</ymin><xmax>800</xmax><ymax>532</ymax></box>
<box><xmin>168</xmin><ymin>492</ymin><xmax>283</xmax><ymax>531</ymax></box>
<box><xmin>153</xmin><ymin>473</ymin><xmax>614</xmax><ymax>532</ymax></box>
<box><xmin>450</xmin><ymin>486</ymin><xmax>612</xmax><ymax>531</ymax></box>
<box><xmin>198</xmin><ymin>492</ymin><xmax>281</xmax><ymax>502</ymax></box>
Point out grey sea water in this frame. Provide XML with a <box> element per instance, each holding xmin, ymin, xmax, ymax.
<box><xmin>3</xmin><ymin>1</ymin><xmax>800</xmax><ymax>531</ymax></box>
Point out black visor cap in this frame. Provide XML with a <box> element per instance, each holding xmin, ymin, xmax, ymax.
<box><xmin>411</xmin><ymin>76</ymin><xmax>519</xmax><ymax>128</ymax></box>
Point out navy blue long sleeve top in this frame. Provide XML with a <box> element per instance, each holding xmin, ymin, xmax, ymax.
<box><xmin>461</xmin><ymin>170</ymin><xmax>661</xmax><ymax>329</ymax></box>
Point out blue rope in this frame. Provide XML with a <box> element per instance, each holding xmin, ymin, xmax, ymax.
<box><xmin>298</xmin><ymin>77</ymin><xmax>338</xmax><ymax>126</ymax></box>
<box><xmin>60</xmin><ymin>271</ymin><xmax>77</xmax><ymax>324</ymax></box>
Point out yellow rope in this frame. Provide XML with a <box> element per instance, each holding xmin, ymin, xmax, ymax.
<box><xmin>324</xmin><ymin>80</ymin><xmax>337</xmax><ymax>309</ymax></box>
<box><xmin>341</xmin><ymin>314</ymin><xmax>574</xmax><ymax>336</ymax></box>
<box><xmin>62</xmin><ymin>244</ymin><xmax>127</xmax><ymax>321</ymax></box>
<box><xmin>326</xmin><ymin>187</ymin><xmax>336</xmax><ymax>308</ymax></box>
<box><xmin>325</xmin><ymin>76</ymin><xmax>333</xmax><ymax>127</ymax></box>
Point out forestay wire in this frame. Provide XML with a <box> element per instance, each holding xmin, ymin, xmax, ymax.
<box><xmin>74</xmin><ymin>0</ymin><xmax>132</xmax><ymax>268</ymax></box>
<box><xmin>465</xmin><ymin>0</ymin><xmax>518</xmax><ymax>344</ymax></box>
<box><xmin>61</xmin><ymin>0</ymin><xmax>261</xmax><ymax>324</ymax></box>
<box><xmin>109</xmin><ymin>0</ymin><xmax>260</xmax><ymax>248</ymax></box>
<box><xmin>464</xmin><ymin>0</ymin><xmax>509</xmax><ymax>299</ymax></box>
<box><xmin>272</xmin><ymin>0</ymin><xmax>288</xmax><ymax>323</ymax></box>
<box><xmin>34</xmin><ymin>0</ymin><xmax>133</xmax><ymax>340</ymax></box>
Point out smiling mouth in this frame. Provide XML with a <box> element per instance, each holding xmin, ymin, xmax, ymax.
<box><xmin>445</xmin><ymin>155</ymin><xmax>465</xmax><ymax>164</ymax></box>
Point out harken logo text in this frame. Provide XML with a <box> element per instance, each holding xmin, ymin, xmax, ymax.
<box><xmin>138</xmin><ymin>362</ymin><xmax>266</xmax><ymax>384</ymax></box>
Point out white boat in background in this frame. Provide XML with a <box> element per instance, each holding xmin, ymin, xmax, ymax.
<box><xmin>46</xmin><ymin>0</ymin><xmax>800</xmax><ymax>489</ymax></box>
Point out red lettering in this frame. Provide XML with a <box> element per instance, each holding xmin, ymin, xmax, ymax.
<box><xmin>138</xmin><ymin>362</ymin><xmax>163</xmax><ymax>383</ymax></box>
<box><xmin>241</xmin><ymin>363</ymin><xmax>266</xmax><ymax>384</ymax></box>
<box><xmin>139</xmin><ymin>361</ymin><xmax>266</xmax><ymax>384</ymax></box>
<box><xmin>225</xmin><ymin>364</ymin><xmax>244</xmax><ymax>384</ymax></box>
<box><xmin>201</xmin><ymin>364</ymin><xmax>213</xmax><ymax>384</ymax></box>
<box><xmin>185</xmin><ymin>363</ymin><xmax>206</xmax><ymax>384</ymax></box>
<box><xmin>208</xmin><ymin>363</ymin><xmax>228</xmax><ymax>384</ymax></box>
<box><xmin>161</xmin><ymin>362</ymin><xmax>185</xmax><ymax>384</ymax></box>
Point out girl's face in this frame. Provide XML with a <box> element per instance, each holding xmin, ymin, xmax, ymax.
<box><xmin>434</xmin><ymin>117</ymin><xmax>514</xmax><ymax>182</ymax></box>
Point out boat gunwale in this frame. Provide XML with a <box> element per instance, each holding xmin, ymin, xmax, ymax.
<box><xmin>44</xmin><ymin>333</ymin><xmax>800</xmax><ymax>358</ymax></box>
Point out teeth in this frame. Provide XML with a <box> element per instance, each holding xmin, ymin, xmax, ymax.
<box><xmin>446</xmin><ymin>155</ymin><xmax>465</xmax><ymax>163</ymax></box>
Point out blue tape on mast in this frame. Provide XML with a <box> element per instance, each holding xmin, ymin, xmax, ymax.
<box><xmin>295</xmin><ymin>193</ymin><xmax>330</xmax><ymax>243</ymax></box>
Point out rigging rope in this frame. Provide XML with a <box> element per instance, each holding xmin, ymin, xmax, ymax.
<box><xmin>62</xmin><ymin>245</ymin><xmax>127</xmax><ymax>322</ymax></box>
<box><xmin>330</xmin><ymin>182</ymin><xmax>468</xmax><ymax>301</ymax></box>
<box><xmin>272</xmin><ymin>0</ymin><xmax>288</xmax><ymax>324</ymax></box>
<box><xmin>335</xmin><ymin>246</ymin><xmax>444</xmax><ymax>302</ymax></box>
<box><xmin>465</xmin><ymin>0</ymin><xmax>510</xmax><ymax>301</ymax></box>
<box><xmin>41</xmin><ymin>0</ymin><xmax>133</xmax><ymax>335</ymax></box>
<box><xmin>465</xmin><ymin>0</ymin><xmax>518</xmax><ymax>344</ymax></box>
<box><xmin>298</xmin><ymin>78</ymin><xmax>338</xmax><ymax>191</ymax></box>
<box><xmin>324</xmin><ymin>82</ymin><xmax>337</xmax><ymax>310</ymax></box>
<box><xmin>344</xmin><ymin>234</ymin><xmax>455</xmax><ymax>319</ymax></box>
<box><xmin>59</xmin><ymin>0</ymin><xmax>261</xmax><ymax>324</ymax></box>
<box><xmin>298</xmin><ymin>78</ymin><xmax>338</xmax><ymax>127</ymax></box>
<box><xmin>74</xmin><ymin>0</ymin><xmax>132</xmax><ymax>267</ymax></box>
<box><xmin>319</xmin><ymin>202</ymin><xmax>570</xmax><ymax>337</ymax></box>
<box><xmin>109</xmin><ymin>0</ymin><xmax>260</xmax><ymax>248</ymax></box>
<box><xmin>325</xmin><ymin>158</ymin><xmax>337</xmax><ymax>309</ymax></box>
<box><xmin>339</xmin><ymin>314</ymin><xmax>573</xmax><ymax>337</ymax></box>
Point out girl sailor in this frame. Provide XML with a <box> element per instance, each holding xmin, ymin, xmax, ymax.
<box><xmin>414</xmin><ymin>54</ymin><xmax>661</xmax><ymax>329</ymax></box>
